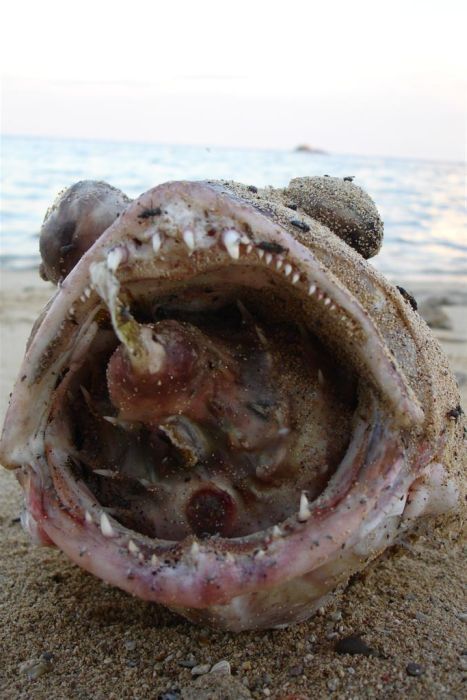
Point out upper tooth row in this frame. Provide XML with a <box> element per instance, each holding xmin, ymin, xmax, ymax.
<box><xmin>106</xmin><ymin>229</ymin><xmax>337</xmax><ymax>312</ymax></box>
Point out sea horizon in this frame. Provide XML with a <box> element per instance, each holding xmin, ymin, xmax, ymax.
<box><xmin>1</xmin><ymin>134</ymin><xmax>466</xmax><ymax>282</ymax></box>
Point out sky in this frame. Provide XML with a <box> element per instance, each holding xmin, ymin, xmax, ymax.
<box><xmin>1</xmin><ymin>0</ymin><xmax>466</xmax><ymax>161</ymax></box>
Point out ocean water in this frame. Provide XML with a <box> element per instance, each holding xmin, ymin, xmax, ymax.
<box><xmin>1</xmin><ymin>134</ymin><xmax>466</xmax><ymax>282</ymax></box>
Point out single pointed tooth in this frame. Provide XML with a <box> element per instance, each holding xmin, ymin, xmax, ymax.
<box><xmin>151</xmin><ymin>553</ymin><xmax>159</xmax><ymax>567</ymax></box>
<box><xmin>223</xmin><ymin>229</ymin><xmax>240</xmax><ymax>259</ymax></box>
<box><xmin>330</xmin><ymin>303</ymin><xmax>337</xmax><ymax>311</ymax></box>
<box><xmin>69</xmin><ymin>305</ymin><xmax>75</xmax><ymax>316</ymax></box>
<box><xmin>191</xmin><ymin>541</ymin><xmax>200</xmax><ymax>557</ymax></box>
<box><xmin>84</xmin><ymin>510</ymin><xmax>93</xmax><ymax>525</ymax></box>
<box><xmin>284</xmin><ymin>263</ymin><xmax>292</xmax><ymax>276</ymax></box>
<box><xmin>255</xmin><ymin>549</ymin><xmax>266</xmax><ymax>558</ymax></box>
<box><xmin>272</xmin><ymin>525</ymin><xmax>283</xmax><ymax>538</ymax></box>
<box><xmin>241</xmin><ymin>235</ymin><xmax>250</xmax><ymax>245</ymax></box>
<box><xmin>257</xmin><ymin>248</ymin><xmax>265</xmax><ymax>259</ymax></box>
<box><xmin>152</xmin><ymin>232</ymin><xmax>161</xmax><ymax>253</ymax></box>
<box><xmin>246</xmin><ymin>244</ymin><xmax>253</xmax><ymax>254</ymax></box>
<box><xmin>93</xmin><ymin>469</ymin><xmax>118</xmax><ymax>477</ymax></box>
<box><xmin>324</xmin><ymin>297</ymin><xmax>331</xmax><ymax>306</ymax></box>
<box><xmin>292</xmin><ymin>272</ymin><xmax>300</xmax><ymax>284</ymax></box>
<box><xmin>309</xmin><ymin>284</ymin><xmax>317</xmax><ymax>295</ymax></box>
<box><xmin>183</xmin><ymin>229</ymin><xmax>195</xmax><ymax>251</ymax></box>
<box><xmin>84</xmin><ymin>287</ymin><xmax>91</xmax><ymax>298</ymax></box>
<box><xmin>100</xmin><ymin>512</ymin><xmax>116</xmax><ymax>538</ymax></box>
<box><xmin>128</xmin><ymin>539</ymin><xmax>140</xmax><ymax>555</ymax></box>
<box><xmin>265</xmin><ymin>252</ymin><xmax>273</xmax><ymax>265</ymax></box>
<box><xmin>107</xmin><ymin>247</ymin><xmax>123</xmax><ymax>272</ymax></box>
<box><xmin>276</xmin><ymin>258</ymin><xmax>283</xmax><ymax>270</ymax></box>
<box><xmin>225</xmin><ymin>552</ymin><xmax>235</xmax><ymax>563</ymax></box>
<box><xmin>298</xmin><ymin>492</ymin><xmax>311</xmax><ymax>522</ymax></box>
<box><xmin>138</xmin><ymin>552</ymin><xmax>145</xmax><ymax>563</ymax></box>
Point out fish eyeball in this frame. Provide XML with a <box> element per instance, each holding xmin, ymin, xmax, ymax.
<box><xmin>39</xmin><ymin>180</ymin><xmax>131</xmax><ymax>284</ymax></box>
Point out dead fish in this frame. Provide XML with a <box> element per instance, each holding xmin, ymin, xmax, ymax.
<box><xmin>0</xmin><ymin>177</ymin><xmax>464</xmax><ymax>631</ymax></box>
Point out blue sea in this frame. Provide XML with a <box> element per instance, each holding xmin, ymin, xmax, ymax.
<box><xmin>1</xmin><ymin>135</ymin><xmax>466</xmax><ymax>282</ymax></box>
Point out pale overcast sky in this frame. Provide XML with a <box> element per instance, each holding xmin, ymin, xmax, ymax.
<box><xmin>1</xmin><ymin>0</ymin><xmax>466</xmax><ymax>161</ymax></box>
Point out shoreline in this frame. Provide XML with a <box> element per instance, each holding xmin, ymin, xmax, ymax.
<box><xmin>0</xmin><ymin>269</ymin><xmax>465</xmax><ymax>699</ymax></box>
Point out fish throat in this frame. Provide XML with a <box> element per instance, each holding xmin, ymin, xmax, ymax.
<box><xmin>57</xmin><ymin>261</ymin><xmax>357</xmax><ymax>542</ymax></box>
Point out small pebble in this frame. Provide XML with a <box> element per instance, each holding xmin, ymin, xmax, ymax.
<box><xmin>335</xmin><ymin>635</ymin><xmax>375</xmax><ymax>657</ymax></box>
<box><xmin>415</xmin><ymin>612</ymin><xmax>429</xmax><ymax>623</ymax></box>
<box><xmin>191</xmin><ymin>663</ymin><xmax>211</xmax><ymax>676</ymax></box>
<box><xmin>123</xmin><ymin>639</ymin><xmax>136</xmax><ymax>651</ymax></box>
<box><xmin>210</xmin><ymin>660</ymin><xmax>231</xmax><ymax>675</ymax></box>
<box><xmin>178</xmin><ymin>656</ymin><xmax>198</xmax><ymax>669</ymax></box>
<box><xmin>406</xmin><ymin>662</ymin><xmax>424</xmax><ymax>677</ymax></box>
<box><xmin>288</xmin><ymin>664</ymin><xmax>303</xmax><ymax>677</ymax></box>
<box><xmin>247</xmin><ymin>185</ymin><xmax>258</xmax><ymax>193</ymax></box>
<box><xmin>329</xmin><ymin>611</ymin><xmax>343</xmax><ymax>622</ymax></box>
<box><xmin>19</xmin><ymin>658</ymin><xmax>52</xmax><ymax>680</ymax></box>
<box><xmin>457</xmin><ymin>612</ymin><xmax>467</xmax><ymax>622</ymax></box>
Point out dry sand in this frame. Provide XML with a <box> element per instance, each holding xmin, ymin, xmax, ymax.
<box><xmin>0</xmin><ymin>269</ymin><xmax>465</xmax><ymax>700</ymax></box>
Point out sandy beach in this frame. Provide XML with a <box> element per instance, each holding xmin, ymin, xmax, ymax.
<box><xmin>0</xmin><ymin>269</ymin><xmax>465</xmax><ymax>699</ymax></box>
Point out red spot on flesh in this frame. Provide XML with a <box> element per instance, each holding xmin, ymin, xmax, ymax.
<box><xmin>186</xmin><ymin>487</ymin><xmax>236</xmax><ymax>537</ymax></box>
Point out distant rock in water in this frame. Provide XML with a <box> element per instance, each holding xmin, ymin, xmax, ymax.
<box><xmin>294</xmin><ymin>144</ymin><xmax>327</xmax><ymax>154</ymax></box>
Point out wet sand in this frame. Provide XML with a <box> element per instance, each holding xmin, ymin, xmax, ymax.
<box><xmin>0</xmin><ymin>270</ymin><xmax>465</xmax><ymax>699</ymax></box>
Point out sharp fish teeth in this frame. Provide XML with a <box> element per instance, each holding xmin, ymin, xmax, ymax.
<box><xmin>265</xmin><ymin>252</ymin><xmax>273</xmax><ymax>265</ymax></box>
<box><xmin>100</xmin><ymin>512</ymin><xmax>116</xmax><ymax>538</ymax></box>
<box><xmin>276</xmin><ymin>258</ymin><xmax>283</xmax><ymax>270</ymax></box>
<box><xmin>272</xmin><ymin>525</ymin><xmax>283</xmax><ymax>538</ymax></box>
<box><xmin>284</xmin><ymin>263</ymin><xmax>292</xmax><ymax>276</ymax></box>
<box><xmin>324</xmin><ymin>297</ymin><xmax>331</xmax><ymax>306</ymax></box>
<box><xmin>84</xmin><ymin>510</ymin><xmax>93</xmax><ymax>525</ymax></box>
<box><xmin>246</xmin><ymin>244</ymin><xmax>253</xmax><ymax>254</ymax></box>
<box><xmin>107</xmin><ymin>247</ymin><xmax>123</xmax><ymax>272</ymax></box>
<box><xmin>257</xmin><ymin>248</ymin><xmax>265</xmax><ymax>260</ymax></box>
<box><xmin>292</xmin><ymin>272</ymin><xmax>300</xmax><ymax>284</ymax></box>
<box><xmin>183</xmin><ymin>229</ymin><xmax>195</xmax><ymax>251</ymax></box>
<box><xmin>152</xmin><ymin>232</ymin><xmax>161</xmax><ymax>253</ymax></box>
<box><xmin>151</xmin><ymin>553</ymin><xmax>159</xmax><ymax>567</ymax></box>
<box><xmin>191</xmin><ymin>541</ymin><xmax>200</xmax><ymax>557</ymax></box>
<box><xmin>298</xmin><ymin>492</ymin><xmax>311</xmax><ymax>522</ymax></box>
<box><xmin>128</xmin><ymin>539</ymin><xmax>140</xmax><ymax>555</ymax></box>
<box><xmin>308</xmin><ymin>284</ymin><xmax>317</xmax><ymax>295</ymax></box>
<box><xmin>223</xmin><ymin>230</ymin><xmax>240</xmax><ymax>259</ymax></box>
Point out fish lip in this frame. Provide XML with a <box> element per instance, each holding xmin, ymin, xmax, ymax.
<box><xmin>0</xmin><ymin>180</ymin><xmax>423</xmax><ymax>607</ymax></box>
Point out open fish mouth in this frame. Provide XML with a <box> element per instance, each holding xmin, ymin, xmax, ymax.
<box><xmin>0</xmin><ymin>179</ymin><xmax>463</xmax><ymax>631</ymax></box>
